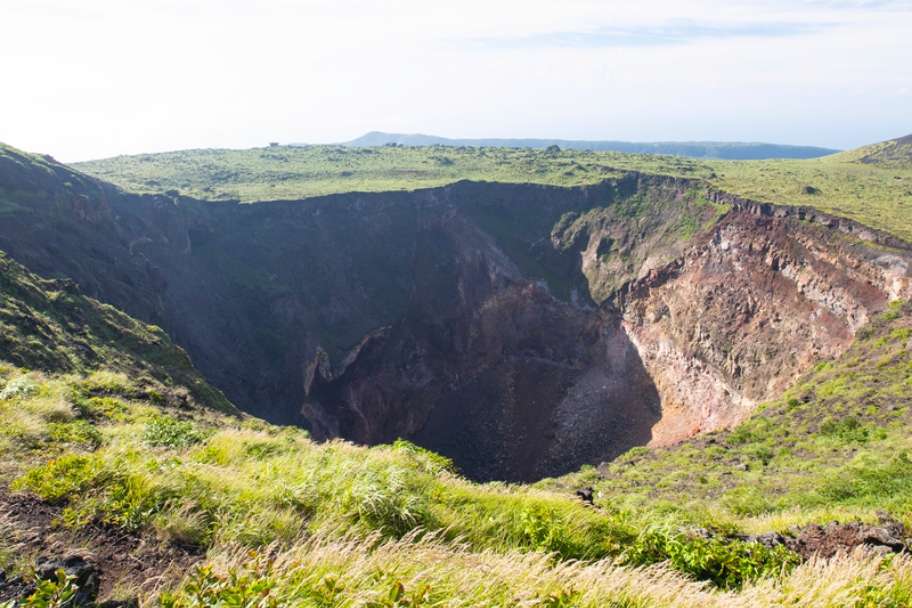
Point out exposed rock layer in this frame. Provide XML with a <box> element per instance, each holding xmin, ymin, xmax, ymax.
<box><xmin>1</xmin><ymin>150</ymin><xmax>910</xmax><ymax>480</ymax></box>
<box><xmin>614</xmin><ymin>211</ymin><xmax>911</xmax><ymax>444</ymax></box>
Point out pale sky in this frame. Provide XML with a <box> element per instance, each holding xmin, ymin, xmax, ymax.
<box><xmin>2</xmin><ymin>0</ymin><xmax>910</xmax><ymax>161</ymax></box>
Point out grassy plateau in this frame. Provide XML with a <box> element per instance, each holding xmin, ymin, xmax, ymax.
<box><xmin>73</xmin><ymin>137</ymin><xmax>912</xmax><ymax>242</ymax></box>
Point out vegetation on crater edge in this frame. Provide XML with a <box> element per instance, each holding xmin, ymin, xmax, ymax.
<box><xmin>68</xmin><ymin>136</ymin><xmax>912</xmax><ymax>242</ymax></box>
<box><xmin>0</xmin><ymin>251</ymin><xmax>233</xmax><ymax>414</ymax></box>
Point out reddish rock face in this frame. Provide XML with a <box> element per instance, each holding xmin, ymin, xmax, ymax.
<box><xmin>1</xmin><ymin>151</ymin><xmax>910</xmax><ymax>480</ymax></box>
<box><xmin>615</xmin><ymin>209</ymin><xmax>911</xmax><ymax>445</ymax></box>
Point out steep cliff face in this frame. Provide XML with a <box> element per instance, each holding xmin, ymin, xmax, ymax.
<box><xmin>1</xmin><ymin>146</ymin><xmax>911</xmax><ymax>480</ymax></box>
<box><xmin>551</xmin><ymin>176</ymin><xmax>728</xmax><ymax>301</ymax></box>
<box><xmin>305</xmin><ymin>282</ymin><xmax>660</xmax><ymax>481</ymax></box>
<box><xmin>611</xmin><ymin>201</ymin><xmax>912</xmax><ymax>445</ymax></box>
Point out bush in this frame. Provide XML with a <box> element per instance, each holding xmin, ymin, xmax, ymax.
<box><xmin>13</xmin><ymin>454</ymin><xmax>103</xmax><ymax>503</ymax></box>
<box><xmin>144</xmin><ymin>416</ymin><xmax>205</xmax><ymax>449</ymax></box>
<box><xmin>346</xmin><ymin>466</ymin><xmax>432</xmax><ymax>536</ymax></box>
<box><xmin>47</xmin><ymin>420</ymin><xmax>102</xmax><ymax>449</ymax></box>
<box><xmin>820</xmin><ymin>417</ymin><xmax>871</xmax><ymax>443</ymax></box>
<box><xmin>727</xmin><ymin>424</ymin><xmax>759</xmax><ymax>446</ymax></box>
<box><xmin>392</xmin><ymin>439</ymin><xmax>455</xmax><ymax>475</ymax></box>
<box><xmin>721</xmin><ymin>487</ymin><xmax>774</xmax><ymax>517</ymax></box>
<box><xmin>818</xmin><ymin>452</ymin><xmax>912</xmax><ymax>505</ymax></box>
<box><xmin>623</xmin><ymin>526</ymin><xmax>799</xmax><ymax>589</ymax></box>
<box><xmin>76</xmin><ymin>370</ymin><xmax>135</xmax><ymax>396</ymax></box>
<box><xmin>160</xmin><ymin>565</ymin><xmax>278</xmax><ymax>608</ymax></box>
<box><xmin>71</xmin><ymin>395</ymin><xmax>128</xmax><ymax>420</ymax></box>
<box><xmin>154</xmin><ymin>503</ymin><xmax>213</xmax><ymax>548</ymax></box>
<box><xmin>22</xmin><ymin>569</ymin><xmax>78</xmax><ymax>608</ymax></box>
<box><xmin>0</xmin><ymin>375</ymin><xmax>39</xmax><ymax>400</ymax></box>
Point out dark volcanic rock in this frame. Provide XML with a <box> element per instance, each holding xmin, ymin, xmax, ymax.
<box><xmin>790</xmin><ymin>520</ymin><xmax>908</xmax><ymax>559</ymax></box>
<box><xmin>575</xmin><ymin>487</ymin><xmax>595</xmax><ymax>504</ymax></box>
<box><xmin>0</xmin><ymin>571</ymin><xmax>31</xmax><ymax>604</ymax></box>
<box><xmin>0</xmin><ymin>555</ymin><xmax>100</xmax><ymax>606</ymax></box>
<box><xmin>40</xmin><ymin>555</ymin><xmax>101</xmax><ymax>605</ymax></box>
<box><xmin>733</xmin><ymin>518</ymin><xmax>909</xmax><ymax>560</ymax></box>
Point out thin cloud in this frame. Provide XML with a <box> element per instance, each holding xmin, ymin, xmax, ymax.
<box><xmin>794</xmin><ymin>0</ymin><xmax>912</xmax><ymax>9</ymax></box>
<box><xmin>474</xmin><ymin>20</ymin><xmax>829</xmax><ymax>49</ymax></box>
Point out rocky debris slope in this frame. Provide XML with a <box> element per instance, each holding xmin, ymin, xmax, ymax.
<box><xmin>787</xmin><ymin>519</ymin><xmax>909</xmax><ymax>559</ymax></box>
<box><xmin>663</xmin><ymin>518</ymin><xmax>911</xmax><ymax>563</ymax></box>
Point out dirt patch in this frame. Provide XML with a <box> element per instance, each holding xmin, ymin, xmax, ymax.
<box><xmin>0</xmin><ymin>490</ymin><xmax>200</xmax><ymax>604</ymax></box>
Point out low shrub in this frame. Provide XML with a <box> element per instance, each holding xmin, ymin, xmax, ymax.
<box><xmin>47</xmin><ymin>420</ymin><xmax>102</xmax><ymax>449</ymax></box>
<box><xmin>623</xmin><ymin>526</ymin><xmax>800</xmax><ymax>589</ymax></box>
<box><xmin>144</xmin><ymin>416</ymin><xmax>205</xmax><ymax>449</ymax></box>
<box><xmin>0</xmin><ymin>375</ymin><xmax>39</xmax><ymax>400</ymax></box>
<box><xmin>13</xmin><ymin>453</ymin><xmax>104</xmax><ymax>503</ymax></box>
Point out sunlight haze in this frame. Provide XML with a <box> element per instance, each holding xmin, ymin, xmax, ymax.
<box><xmin>2</xmin><ymin>0</ymin><xmax>910</xmax><ymax>161</ymax></box>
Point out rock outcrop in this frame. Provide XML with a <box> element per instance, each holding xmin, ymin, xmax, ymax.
<box><xmin>612</xmin><ymin>206</ymin><xmax>912</xmax><ymax>445</ymax></box>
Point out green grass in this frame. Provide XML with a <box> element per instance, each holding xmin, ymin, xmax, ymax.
<box><xmin>70</xmin><ymin>137</ymin><xmax>912</xmax><ymax>242</ymax></box>
<box><xmin>74</xmin><ymin>145</ymin><xmax>631</xmax><ymax>201</ymax></box>
<box><xmin>0</xmin><ymin>250</ymin><xmax>234</xmax><ymax>413</ymax></box>
<box><xmin>1</xmin><ymin>366</ymin><xmax>800</xmax><ymax>593</ymax></box>
<box><xmin>710</xmin><ymin>155</ymin><xmax>912</xmax><ymax>242</ymax></box>
<box><xmin>1</xmin><ymin>365</ymin><xmax>901</xmax><ymax>607</ymax></box>
<box><xmin>152</xmin><ymin>533</ymin><xmax>912</xmax><ymax>608</ymax></box>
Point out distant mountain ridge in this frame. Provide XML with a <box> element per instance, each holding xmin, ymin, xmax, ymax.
<box><xmin>332</xmin><ymin>131</ymin><xmax>839</xmax><ymax>160</ymax></box>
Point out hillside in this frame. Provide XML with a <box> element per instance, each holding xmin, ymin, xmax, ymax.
<box><xmin>6</xmin><ymin>144</ymin><xmax>912</xmax><ymax>481</ymax></box>
<box><xmin>340</xmin><ymin>131</ymin><xmax>839</xmax><ymax>159</ymax></box>
<box><xmin>0</xmin><ymin>283</ymin><xmax>910</xmax><ymax>605</ymax></box>
<box><xmin>2</xmin><ymin>350</ymin><xmax>911</xmax><ymax>607</ymax></box>
<box><xmin>832</xmin><ymin>134</ymin><xmax>912</xmax><ymax>167</ymax></box>
<box><xmin>0</xmin><ymin>251</ymin><xmax>233</xmax><ymax>414</ymax></box>
<box><xmin>71</xmin><ymin>143</ymin><xmax>672</xmax><ymax>201</ymax></box>
<box><xmin>72</xmin><ymin>138</ymin><xmax>912</xmax><ymax>243</ymax></box>
<box><xmin>2</xmin><ymin>136</ymin><xmax>912</xmax><ymax>605</ymax></box>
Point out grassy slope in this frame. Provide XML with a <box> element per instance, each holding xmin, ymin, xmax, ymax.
<box><xmin>3</xmin><ymin>352</ymin><xmax>910</xmax><ymax>606</ymax></box>
<box><xmin>343</xmin><ymin>131</ymin><xmax>839</xmax><ymax>159</ymax></box>
<box><xmin>72</xmin><ymin>137</ymin><xmax>912</xmax><ymax>242</ymax></box>
<box><xmin>70</xmin><ymin>145</ymin><xmax>657</xmax><ymax>200</ymax></box>
<box><xmin>0</xmin><ymin>143</ymin><xmax>110</xmax><ymax>222</ymax></box>
<box><xmin>3</xmin><ymin>236</ymin><xmax>906</xmax><ymax>604</ymax></box>
<box><xmin>833</xmin><ymin>134</ymin><xmax>912</xmax><ymax>167</ymax></box>
<box><xmin>545</xmin><ymin>302</ymin><xmax>912</xmax><ymax>535</ymax></box>
<box><xmin>711</xmin><ymin>154</ymin><xmax>912</xmax><ymax>242</ymax></box>
<box><xmin>0</xmin><ymin>239</ymin><xmax>806</xmax><ymax>604</ymax></box>
<box><xmin>0</xmin><ymin>251</ymin><xmax>233</xmax><ymax>414</ymax></box>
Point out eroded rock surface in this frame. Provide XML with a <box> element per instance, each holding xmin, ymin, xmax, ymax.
<box><xmin>612</xmin><ymin>208</ymin><xmax>912</xmax><ymax>444</ymax></box>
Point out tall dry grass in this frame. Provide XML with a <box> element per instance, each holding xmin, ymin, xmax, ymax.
<box><xmin>165</xmin><ymin>531</ymin><xmax>912</xmax><ymax>607</ymax></box>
